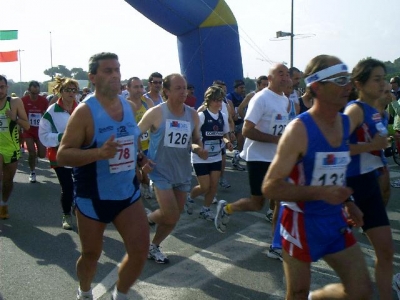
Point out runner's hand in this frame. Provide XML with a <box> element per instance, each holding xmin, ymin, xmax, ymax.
<box><xmin>98</xmin><ymin>135</ymin><xmax>121</xmax><ymax>159</ymax></box>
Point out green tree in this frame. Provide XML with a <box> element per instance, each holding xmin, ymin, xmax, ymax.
<box><xmin>44</xmin><ymin>65</ymin><xmax>72</xmax><ymax>79</ymax></box>
<box><xmin>71</xmin><ymin>68</ymin><xmax>88</xmax><ymax>80</ymax></box>
<box><xmin>244</xmin><ymin>77</ymin><xmax>256</xmax><ymax>92</ymax></box>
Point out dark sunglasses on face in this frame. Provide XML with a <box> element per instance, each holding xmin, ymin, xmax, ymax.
<box><xmin>63</xmin><ymin>88</ymin><xmax>78</xmax><ymax>93</ymax></box>
<box><xmin>151</xmin><ymin>81</ymin><xmax>162</xmax><ymax>85</ymax></box>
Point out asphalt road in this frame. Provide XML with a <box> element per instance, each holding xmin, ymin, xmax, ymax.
<box><xmin>1</xmin><ymin>152</ymin><xmax>399</xmax><ymax>300</ymax></box>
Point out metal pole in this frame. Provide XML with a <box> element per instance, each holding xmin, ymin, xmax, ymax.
<box><xmin>18</xmin><ymin>49</ymin><xmax>22</xmax><ymax>97</ymax></box>
<box><xmin>50</xmin><ymin>31</ymin><xmax>54</xmax><ymax>80</ymax></box>
<box><xmin>290</xmin><ymin>0</ymin><xmax>294</xmax><ymax>69</ymax></box>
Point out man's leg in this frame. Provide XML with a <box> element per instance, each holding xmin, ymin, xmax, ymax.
<box><xmin>317</xmin><ymin>244</ymin><xmax>372</xmax><ymax>299</ymax></box>
<box><xmin>229</xmin><ymin>195</ymin><xmax>265</xmax><ymax>212</ymax></box>
<box><xmin>282</xmin><ymin>249</ymin><xmax>312</xmax><ymax>300</ymax></box>
<box><xmin>113</xmin><ymin>200</ymin><xmax>149</xmax><ymax>294</ymax></box>
<box><xmin>148</xmin><ymin>188</ymin><xmax>186</xmax><ymax>246</ymax></box>
<box><xmin>35</xmin><ymin>139</ymin><xmax>46</xmax><ymax>159</ymax></box>
<box><xmin>3</xmin><ymin>161</ymin><xmax>18</xmax><ymax>203</ymax></box>
<box><xmin>75</xmin><ymin>210</ymin><xmax>107</xmax><ymax>292</ymax></box>
<box><xmin>25</xmin><ymin>138</ymin><xmax>36</xmax><ymax>173</ymax></box>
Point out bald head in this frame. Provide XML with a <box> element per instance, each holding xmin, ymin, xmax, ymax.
<box><xmin>268</xmin><ymin>64</ymin><xmax>290</xmax><ymax>94</ymax></box>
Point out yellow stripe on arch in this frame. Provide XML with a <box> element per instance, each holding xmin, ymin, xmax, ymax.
<box><xmin>200</xmin><ymin>0</ymin><xmax>237</xmax><ymax>28</ymax></box>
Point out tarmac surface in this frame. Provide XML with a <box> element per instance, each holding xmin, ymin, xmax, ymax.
<box><xmin>1</xmin><ymin>151</ymin><xmax>400</xmax><ymax>299</ymax></box>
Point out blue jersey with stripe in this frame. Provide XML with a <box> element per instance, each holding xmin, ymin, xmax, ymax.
<box><xmin>346</xmin><ymin>100</ymin><xmax>386</xmax><ymax>176</ymax></box>
<box><xmin>73</xmin><ymin>95</ymin><xmax>141</xmax><ymax>201</ymax></box>
<box><xmin>284</xmin><ymin>112</ymin><xmax>351</xmax><ymax>215</ymax></box>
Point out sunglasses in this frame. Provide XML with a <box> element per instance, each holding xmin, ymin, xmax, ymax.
<box><xmin>151</xmin><ymin>81</ymin><xmax>162</xmax><ymax>85</ymax></box>
<box><xmin>63</xmin><ymin>88</ymin><xmax>78</xmax><ymax>93</ymax></box>
<box><xmin>320</xmin><ymin>75</ymin><xmax>351</xmax><ymax>86</ymax></box>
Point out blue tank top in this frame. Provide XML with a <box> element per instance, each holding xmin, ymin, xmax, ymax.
<box><xmin>73</xmin><ymin>95</ymin><xmax>141</xmax><ymax>200</ymax></box>
<box><xmin>283</xmin><ymin>112</ymin><xmax>351</xmax><ymax>216</ymax></box>
<box><xmin>346</xmin><ymin>100</ymin><xmax>386</xmax><ymax>176</ymax></box>
<box><xmin>200</xmin><ymin>109</ymin><xmax>224</xmax><ymax>157</ymax></box>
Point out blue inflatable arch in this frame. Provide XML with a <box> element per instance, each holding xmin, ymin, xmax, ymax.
<box><xmin>125</xmin><ymin>0</ymin><xmax>244</xmax><ymax>107</ymax></box>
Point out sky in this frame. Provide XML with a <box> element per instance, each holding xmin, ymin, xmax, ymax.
<box><xmin>1</xmin><ymin>0</ymin><xmax>399</xmax><ymax>89</ymax></box>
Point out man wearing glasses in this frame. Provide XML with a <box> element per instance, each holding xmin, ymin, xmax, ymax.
<box><xmin>390</xmin><ymin>76</ymin><xmax>400</xmax><ymax>100</ymax></box>
<box><xmin>21</xmin><ymin>81</ymin><xmax>48</xmax><ymax>183</ymax></box>
<box><xmin>143</xmin><ymin>72</ymin><xmax>164</xmax><ymax>106</ymax></box>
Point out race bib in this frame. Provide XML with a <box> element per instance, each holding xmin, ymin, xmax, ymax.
<box><xmin>29</xmin><ymin>112</ymin><xmax>41</xmax><ymax>127</ymax></box>
<box><xmin>204</xmin><ymin>140</ymin><xmax>221</xmax><ymax>156</ymax></box>
<box><xmin>269</xmin><ymin>112</ymin><xmax>289</xmax><ymax>136</ymax></box>
<box><xmin>164</xmin><ymin>119</ymin><xmax>191</xmax><ymax>149</ymax></box>
<box><xmin>310</xmin><ymin>151</ymin><xmax>350</xmax><ymax>186</ymax></box>
<box><xmin>0</xmin><ymin>114</ymin><xmax>8</xmax><ymax>132</ymax></box>
<box><xmin>108</xmin><ymin>136</ymin><xmax>135</xmax><ymax>173</ymax></box>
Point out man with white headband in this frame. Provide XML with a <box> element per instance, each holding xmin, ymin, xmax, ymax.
<box><xmin>262</xmin><ymin>55</ymin><xmax>372</xmax><ymax>299</ymax></box>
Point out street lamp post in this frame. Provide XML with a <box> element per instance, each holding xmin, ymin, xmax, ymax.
<box><xmin>275</xmin><ymin>0</ymin><xmax>294</xmax><ymax>68</ymax></box>
<box><xmin>50</xmin><ymin>31</ymin><xmax>54</xmax><ymax>80</ymax></box>
<box><xmin>18</xmin><ymin>49</ymin><xmax>24</xmax><ymax>97</ymax></box>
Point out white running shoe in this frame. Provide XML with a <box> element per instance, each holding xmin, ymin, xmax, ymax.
<box><xmin>267</xmin><ymin>245</ymin><xmax>283</xmax><ymax>262</ymax></box>
<box><xmin>148</xmin><ymin>244</ymin><xmax>169</xmax><ymax>264</ymax></box>
<box><xmin>214</xmin><ymin>200</ymin><xmax>230</xmax><ymax>233</ymax></box>
<box><xmin>62</xmin><ymin>214</ymin><xmax>73</xmax><ymax>230</ymax></box>
<box><xmin>29</xmin><ymin>172</ymin><xmax>36</xmax><ymax>183</ymax></box>
<box><xmin>219</xmin><ymin>177</ymin><xmax>231</xmax><ymax>188</ymax></box>
<box><xmin>199</xmin><ymin>207</ymin><xmax>215</xmax><ymax>221</ymax></box>
<box><xmin>185</xmin><ymin>196</ymin><xmax>195</xmax><ymax>215</ymax></box>
<box><xmin>265</xmin><ymin>209</ymin><xmax>274</xmax><ymax>223</ymax></box>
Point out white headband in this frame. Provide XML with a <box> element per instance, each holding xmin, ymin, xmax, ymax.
<box><xmin>304</xmin><ymin>63</ymin><xmax>348</xmax><ymax>87</ymax></box>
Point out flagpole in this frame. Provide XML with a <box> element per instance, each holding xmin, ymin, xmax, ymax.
<box><xmin>18</xmin><ymin>49</ymin><xmax>24</xmax><ymax>97</ymax></box>
<box><xmin>50</xmin><ymin>31</ymin><xmax>54</xmax><ymax>80</ymax></box>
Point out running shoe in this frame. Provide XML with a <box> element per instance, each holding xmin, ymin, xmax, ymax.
<box><xmin>391</xmin><ymin>178</ymin><xmax>400</xmax><ymax>188</ymax></box>
<box><xmin>219</xmin><ymin>177</ymin><xmax>231</xmax><ymax>188</ymax></box>
<box><xmin>267</xmin><ymin>245</ymin><xmax>283</xmax><ymax>262</ymax></box>
<box><xmin>62</xmin><ymin>214</ymin><xmax>73</xmax><ymax>230</ymax></box>
<box><xmin>145</xmin><ymin>208</ymin><xmax>155</xmax><ymax>227</ymax></box>
<box><xmin>29</xmin><ymin>172</ymin><xmax>36</xmax><ymax>183</ymax></box>
<box><xmin>199</xmin><ymin>207</ymin><xmax>215</xmax><ymax>221</ymax></box>
<box><xmin>142</xmin><ymin>185</ymin><xmax>152</xmax><ymax>199</ymax></box>
<box><xmin>265</xmin><ymin>209</ymin><xmax>274</xmax><ymax>223</ymax></box>
<box><xmin>0</xmin><ymin>205</ymin><xmax>9</xmax><ymax>219</ymax></box>
<box><xmin>231</xmin><ymin>151</ymin><xmax>245</xmax><ymax>171</ymax></box>
<box><xmin>214</xmin><ymin>200</ymin><xmax>230</xmax><ymax>233</ymax></box>
<box><xmin>76</xmin><ymin>290</ymin><xmax>93</xmax><ymax>300</ymax></box>
<box><xmin>185</xmin><ymin>196</ymin><xmax>194</xmax><ymax>215</ymax></box>
<box><xmin>212</xmin><ymin>196</ymin><xmax>218</xmax><ymax>204</ymax></box>
<box><xmin>393</xmin><ymin>272</ymin><xmax>400</xmax><ymax>299</ymax></box>
<box><xmin>148</xmin><ymin>244</ymin><xmax>169</xmax><ymax>264</ymax></box>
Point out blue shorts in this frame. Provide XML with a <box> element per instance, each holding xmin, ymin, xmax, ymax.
<box><xmin>193</xmin><ymin>161</ymin><xmax>222</xmax><ymax>176</ymax></box>
<box><xmin>75</xmin><ymin>193</ymin><xmax>140</xmax><ymax>224</ymax></box>
<box><xmin>149</xmin><ymin>171</ymin><xmax>191</xmax><ymax>192</ymax></box>
<box><xmin>280</xmin><ymin>206</ymin><xmax>356</xmax><ymax>262</ymax></box>
<box><xmin>347</xmin><ymin>171</ymin><xmax>390</xmax><ymax>231</ymax></box>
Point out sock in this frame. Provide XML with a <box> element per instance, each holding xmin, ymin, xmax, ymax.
<box><xmin>112</xmin><ymin>286</ymin><xmax>128</xmax><ymax>300</ymax></box>
<box><xmin>308</xmin><ymin>291</ymin><xmax>313</xmax><ymax>300</ymax></box>
<box><xmin>78</xmin><ymin>287</ymin><xmax>92</xmax><ymax>296</ymax></box>
<box><xmin>225</xmin><ymin>204</ymin><xmax>233</xmax><ymax>214</ymax></box>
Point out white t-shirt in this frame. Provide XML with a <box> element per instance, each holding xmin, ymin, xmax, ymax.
<box><xmin>289</xmin><ymin>90</ymin><xmax>300</xmax><ymax>105</ymax></box>
<box><xmin>191</xmin><ymin>109</ymin><xmax>229</xmax><ymax>164</ymax></box>
<box><xmin>241</xmin><ymin>88</ymin><xmax>289</xmax><ymax>162</ymax></box>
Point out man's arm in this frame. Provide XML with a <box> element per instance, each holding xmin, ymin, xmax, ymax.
<box><xmin>238</xmin><ymin>92</ymin><xmax>253</xmax><ymax>119</ymax></box>
<box><xmin>242</xmin><ymin>120</ymin><xmax>280</xmax><ymax>143</ymax></box>
<box><xmin>191</xmin><ymin>109</ymin><xmax>208</xmax><ymax>160</ymax></box>
<box><xmin>262</xmin><ymin>119</ymin><xmax>353</xmax><ymax>205</ymax></box>
<box><xmin>12</xmin><ymin>98</ymin><xmax>30</xmax><ymax>130</ymax></box>
<box><xmin>57</xmin><ymin>105</ymin><xmax>120</xmax><ymax>167</ymax></box>
<box><xmin>137</xmin><ymin>106</ymin><xmax>161</xmax><ymax>134</ymax></box>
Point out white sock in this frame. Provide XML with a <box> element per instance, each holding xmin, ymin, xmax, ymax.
<box><xmin>78</xmin><ymin>287</ymin><xmax>92</xmax><ymax>296</ymax></box>
<box><xmin>112</xmin><ymin>286</ymin><xmax>128</xmax><ymax>300</ymax></box>
<box><xmin>308</xmin><ymin>291</ymin><xmax>313</xmax><ymax>300</ymax></box>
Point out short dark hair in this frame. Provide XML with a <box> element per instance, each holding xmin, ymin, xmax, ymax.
<box><xmin>88</xmin><ymin>52</ymin><xmax>118</xmax><ymax>75</ymax></box>
<box><xmin>256</xmin><ymin>75</ymin><xmax>268</xmax><ymax>85</ymax></box>
<box><xmin>28</xmin><ymin>80</ymin><xmax>40</xmax><ymax>88</ymax></box>
<box><xmin>289</xmin><ymin>67</ymin><xmax>300</xmax><ymax>77</ymax></box>
<box><xmin>212</xmin><ymin>80</ymin><xmax>226</xmax><ymax>86</ymax></box>
<box><xmin>390</xmin><ymin>76</ymin><xmax>400</xmax><ymax>85</ymax></box>
<box><xmin>234</xmin><ymin>79</ymin><xmax>245</xmax><ymax>88</ymax></box>
<box><xmin>127</xmin><ymin>77</ymin><xmax>141</xmax><ymax>88</ymax></box>
<box><xmin>148</xmin><ymin>72</ymin><xmax>162</xmax><ymax>83</ymax></box>
<box><xmin>0</xmin><ymin>75</ymin><xmax>7</xmax><ymax>85</ymax></box>
<box><xmin>352</xmin><ymin>58</ymin><xmax>386</xmax><ymax>86</ymax></box>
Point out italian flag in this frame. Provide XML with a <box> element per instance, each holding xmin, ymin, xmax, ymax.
<box><xmin>0</xmin><ymin>30</ymin><xmax>18</xmax><ymax>62</ymax></box>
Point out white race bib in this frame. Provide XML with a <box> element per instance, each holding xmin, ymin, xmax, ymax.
<box><xmin>29</xmin><ymin>112</ymin><xmax>41</xmax><ymax>127</ymax></box>
<box><xmin>204</xmin><ymin>140</ymin><xmax>221</xmax><ymax>156</ymax></box>
<box><xmin>164</xmin><ymin>119</ymin><xmax>191</xmax><ymax>149</ymax></box>
<box><xmin>269</xmin><ymin>112</ymin><xmax>289</xmax><ymax>136</ymax></box>
<box><xmin>0</xmin><ymin>114</ymin><xmax>8</xmax><ymax>132</ymax></box>
<box><xmin>310</xmin><ymin>151</ymin><xmax>350</xmax><ymax>186</ymax></box>
<box><xmin>108</xmin><ymin>136</ymin><xmax>135</xmax><ymax>173</ymax></box>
